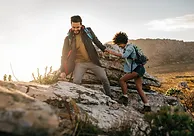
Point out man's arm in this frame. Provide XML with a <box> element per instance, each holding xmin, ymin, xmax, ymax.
<box><xmin>87</xmin><ymin>27</ymin><xmax>106</xmax><ymax>52</ymax></box>
<box><xmin>60</xmin><ymin>36</ymin><xmax>69</xmax><ymax>72</ymax></box>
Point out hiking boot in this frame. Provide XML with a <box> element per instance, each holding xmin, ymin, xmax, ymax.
<box><xmin>118</xmin><ymin>95</ymin><xmax>128</xmax><ymax>106</ymax></box>
<box><xmin>140</xmin><ymin>105</ymin><xmax>151</xmax><ymax>114</ymax></box>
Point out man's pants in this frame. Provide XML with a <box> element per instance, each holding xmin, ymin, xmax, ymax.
<box><xmin>73</xmin><ymin>62</ymin><xmax>111</xmax><ymax>96</ymax></box>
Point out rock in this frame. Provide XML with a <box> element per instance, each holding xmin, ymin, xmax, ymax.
<box><xmin>0</xmin><ymin>80</ymin><xmax>182</xmax><ymax>136</ymax></box>
<box><xmin>178</xmin><ymin>81</ymin><xmax>190</xmax><ymax>90</ymax></box>
<box><xmin>0</xmin><ymin>83</ymin><xmax>59</xmax><ymax>136</ymax></box>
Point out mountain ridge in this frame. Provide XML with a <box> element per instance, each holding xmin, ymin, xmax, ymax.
<box><xmin>106</xmin><ymin>39</ymin><xmax>194</xmax><ymax>74</ymax></box>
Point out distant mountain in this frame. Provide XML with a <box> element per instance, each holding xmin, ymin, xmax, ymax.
<box><xmin>106</xmin><ymin>39</ymin><xmax>194</xmax><ymax>68</ymax></box>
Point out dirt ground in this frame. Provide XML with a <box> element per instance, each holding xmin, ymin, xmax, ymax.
<box><xmin>146</xmin><ymin>63</ymin><xmax>194</xmax><ymax>93</ymax></box>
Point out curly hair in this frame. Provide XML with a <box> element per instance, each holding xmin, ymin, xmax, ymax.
<box><xmin>113</xmin><ymin>32</ymin><xmax>128</xmax><ymax>44</ymax></box>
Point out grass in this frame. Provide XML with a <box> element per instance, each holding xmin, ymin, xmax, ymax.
<box><xmin>150</xmin><ymin>71</ymin><xmax>194</xmax><ymax>116</ymax></box>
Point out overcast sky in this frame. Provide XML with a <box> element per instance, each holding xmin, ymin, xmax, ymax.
<box><xmin>1</xmin><ymin>0</ymin><xmax>194</xmax><ymax>81</ymax></box>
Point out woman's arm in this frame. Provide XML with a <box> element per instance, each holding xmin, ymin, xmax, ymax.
<box><xmin>106</xmin><ymin>46</ymin><xmax>133</xmax><ymax>58</ymax></box>
<box><xmin>106</xmin><ymin>49</ymin><xmax>122</xmax><ymax>57</ymax></box>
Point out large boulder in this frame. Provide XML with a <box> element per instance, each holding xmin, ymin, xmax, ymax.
<box><xmin>0</xmin><ymin>82</ymin><xmax>59</xmax><ymax>136</ymax></box>
<box><xmin>0</xmin><ymin>80</ymin><xmax>182</xmax><ymax>135</ymax></box>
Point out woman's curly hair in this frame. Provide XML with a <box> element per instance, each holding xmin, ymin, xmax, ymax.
<box><xmin>113</xmin><ymin>32</ymin><xmax>128</xmax><ymax>44</ymax></box>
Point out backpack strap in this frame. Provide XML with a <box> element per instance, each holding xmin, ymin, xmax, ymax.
<box><xmin>84</xmin><ymin>27</ymin><xmax>93</xmax><ymax>41</ymax></box>
<box><xmin>133</xmin><ymin>46</ymin><xmax>140</xmax><ymax>58</ymax></box>
<box><xmin>126</xmin><ymin>44</ymin><xmax>135</xmax><ymax>60</ymax></box>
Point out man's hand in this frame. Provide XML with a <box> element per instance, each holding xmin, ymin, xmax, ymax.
<box><xmin>104</xmin><ymin>49</ymin><xmax>112</xmax><ymax>54</ymax></box>
<box><xmin>58</xmin><ymin>72</ymin><xmax>66</xmax><ymax>80</ymax></box>
<box><xmin>104</xmin><ymin>49</ymin><xmax>111</xmax><ymax>55</ymax></box>
<box><xmin>104</xmin><ymin>49</ymin><xmax>109</xmax><ymax>53</ymax></box>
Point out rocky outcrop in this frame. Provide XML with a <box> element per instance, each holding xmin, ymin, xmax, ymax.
<box><xmin>2</xmin><ymin>39</ymin><xmax>193</xmax><ymax>135</ymax></box>
<box><xmin>0</xmin><ymin>80</ymin><xmax>182</xmax><ymax>136</ymax></box>
<box><xmin>0</xmin><ymin>83</ymin><xmax>59</xmax><ymax>136</ymax></box>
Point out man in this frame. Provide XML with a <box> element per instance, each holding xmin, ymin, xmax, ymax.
<box><xmin>106</xmin><ymin>32</ymin><xmax>151</xmax><ymax>112</ymax></box>
<box><xmin>60</xmin><ymin>15</ymin><xmax>111</xmax><ymax>97</ymax></box>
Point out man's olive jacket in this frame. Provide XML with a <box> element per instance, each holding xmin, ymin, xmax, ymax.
<box><xmin>60</xmin><ymin>27</ymin><xmax>106</xmax><ymax>73</ymax></box>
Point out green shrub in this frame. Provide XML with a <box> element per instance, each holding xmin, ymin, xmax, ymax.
<box><xmin>144</xmin><ymin>106</ymin><xmax>194</xmax><ymax>136</ymax></box>
<box><xmin>3</xmin><ymin>74</ymin><xmax>7</xmax><ymax>81</ymax></box>
<box><xmin>166</xmin><ymin>88</ymin><xmax>182</xmax><ymax>96</ymax></box>
<box><xmin>32</xmin><ymin>66</ymin><xmax>60</xmax><ymax>84</ymax></box>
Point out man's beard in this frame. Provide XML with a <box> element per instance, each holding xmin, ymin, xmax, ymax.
<box><xmin>73</xmin><ymin>30</ymin><xmax>81</xmax><ymax>35</ymax></box>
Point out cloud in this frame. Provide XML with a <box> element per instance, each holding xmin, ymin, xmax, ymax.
<box><xmin>146</xmin><ymin>14</ymin><xmax>194</xmax><ymax>31</ymax></box>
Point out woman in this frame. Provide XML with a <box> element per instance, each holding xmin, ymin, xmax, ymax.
<box><xmin>106</xmin><ymin>32</ymin><xmax>151</xmax><ymax>113</ymax></box>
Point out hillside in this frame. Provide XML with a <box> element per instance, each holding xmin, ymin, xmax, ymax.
<box><xmin>126</xmin><ymin>39</ymin><xmax>194</xmax><ymax>93</ymax></box>
<box><xmin>107</xmin><ymin>39</ymin><xmax>194</xmax><ymax>74</ymax></box>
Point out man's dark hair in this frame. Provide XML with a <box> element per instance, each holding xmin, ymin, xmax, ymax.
<box><xmin>71</xmin><ymin>15</ymin><xmax>82</xmax><ymax>24</ymax></box>
<box><xmin>113</xmin><ymin>32</ymin><xmax>128</xmax><ymax>44</ymax></box>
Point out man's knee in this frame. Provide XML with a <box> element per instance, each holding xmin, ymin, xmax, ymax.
<box><xmin>99</xmin><ymin>75</ymin><xmax>109</xmax><ymax>83</ymax></box>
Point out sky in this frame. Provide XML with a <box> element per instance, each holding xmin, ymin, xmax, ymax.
<box><xmin>0</xmin><ymin>0</ymin><xmax>194</xmax><ymax>81</ymax></box>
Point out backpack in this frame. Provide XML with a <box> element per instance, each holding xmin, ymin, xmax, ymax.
<box><xmin>131</xmin><ymin>45</ymin><xmax>148</xmax><ymax>65</ymax></box>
